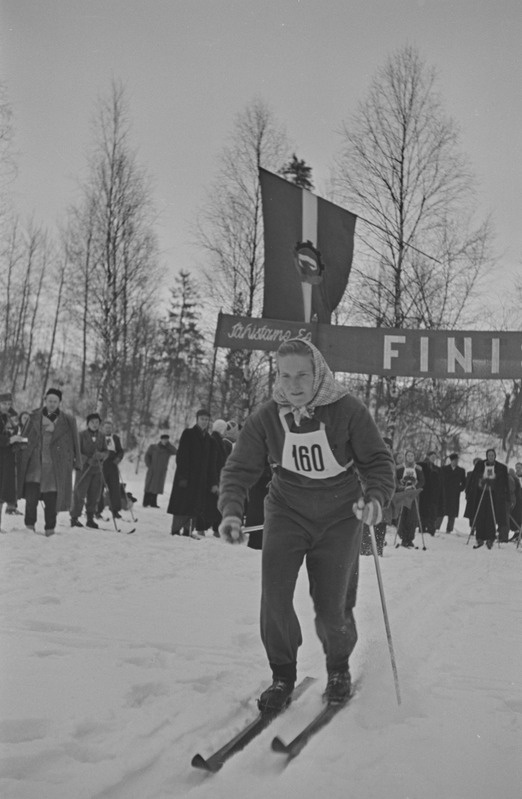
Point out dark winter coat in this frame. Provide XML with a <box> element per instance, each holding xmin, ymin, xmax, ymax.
<box><xmin>17</xmin><ymin>408</ymin><xmax>82</xmax><ymax>512</ymax></box>
<box><xmin>144</xmin><ymin>441</ymin><xmax>177</xmax><ymax>494</ymax></box>
<box><xmin>418</xmin><ymin>460</ymin><xmax>444</xmax><ymax>520</ymax></box>
<box><xmin>0</xmin><ymin>412</ymin><xmax>18</xmax><ymax>504</ymax></box>
<box><xmin>510</xmin><ymin>472</ymin><xmax>522</xmax><ymax>531</ymax></box>
<box><xmin>442</xmin><ymin>463</ymin><xmax>466</xmax><ymax>517</ymax></box>
<box><xmin>167</xmin><ymin>426</ymin><xmax>218</xmax><ymax>517</ymax></box>
<box><xmin>78</xmin><ymin>429</ymin><xmax>108</xmax><ymax>470</ymax></box>
<box><xmin>104</xmin><ymin>434</ymin><xmax>124</xmax><ymax>465</ymax></box>
<box><xmin>466</xmin><ymin>459</ymin><xmax>510</xmax><ymax>532</ymax></box>
<box><xmin>205</xmin><ymin>431</ymin><xmax>232</xmax><ymax>528</ymax></box>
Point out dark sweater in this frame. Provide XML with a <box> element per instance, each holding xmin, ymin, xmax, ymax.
<box><xmin>218</xmin><ymin>396</ymin><xmax>395</xmax><ymax>521</ymax></box>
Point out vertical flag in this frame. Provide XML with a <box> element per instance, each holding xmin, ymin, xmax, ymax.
<box><xmin>260</xmin><ymin>168</ymin><xmax>356</xmax><ymax>323</ymax></box>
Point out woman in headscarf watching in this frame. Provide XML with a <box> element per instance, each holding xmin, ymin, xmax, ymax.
<box><xmin>218</xmin><ymin>338</ymin><xmax>395</xmax><ymax>711</ymax></box>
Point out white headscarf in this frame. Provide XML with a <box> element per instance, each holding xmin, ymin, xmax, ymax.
<box><xmin>272</xmin><ymin>338</ymin><xmax>350</xmax><ymax>425</ymax></box>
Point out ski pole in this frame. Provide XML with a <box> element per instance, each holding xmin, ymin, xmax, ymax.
<box><xmin>414</xmin><ymin>495</ymin><xmax>427</xmax><ymax>551</ymax></box>
<box><xmin>369</xmin><ymin>523</ymin><xmax>401</xmax><ymax>706</ymax></box>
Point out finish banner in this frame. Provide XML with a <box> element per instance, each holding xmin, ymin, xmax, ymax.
<box><xmin>214</xmin><ymin>314</ymin><xmax>522</xmax><ymax>379</ymax></box>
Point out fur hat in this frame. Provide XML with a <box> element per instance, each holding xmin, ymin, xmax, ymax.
<box><xmin>45</xmin><ymin>388</ymin><xmax>62</xmax><ymax>401</ymax></box>
<box><xmin>196</xmin><ymin>408</ymin><xmax>210</xmax><ymax>419</ymax></box>
<box><xmin>86</xmin><ymin>413</ymin><xmax>101</xmax><ymax>424</ymax></box>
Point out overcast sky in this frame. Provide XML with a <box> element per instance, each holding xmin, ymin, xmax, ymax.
<box><xmin>2</xmin><ymin>0</ymin><xmax>521</xmax><ymax>299</ymax></box>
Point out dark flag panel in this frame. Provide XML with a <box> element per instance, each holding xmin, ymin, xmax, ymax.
<box><xmin>260</xmin><ymin>168</ymin><xmax>356</xmax><ymax>323</ymax></box>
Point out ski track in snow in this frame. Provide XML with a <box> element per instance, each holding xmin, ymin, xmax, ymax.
<box><xmin>1</xmin><ymin>466</ymin><xmax>521</xmax><ymax>798</ymax></box>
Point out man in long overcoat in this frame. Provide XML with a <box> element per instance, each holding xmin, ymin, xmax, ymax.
<box><xmin>441</xmin><ymin>453</ymin><xmax>466</xmax><ymax>533</ymax></box>
<box><xmin>18</xmin><ymin>388</ymin><xmax>82</xmax><ymax>536</ymax></box>
<box><xmin>419</xmin><ymin>451</ymin><xmax>444</xmax><ymax>535</ymax></box>
<box><xmin>167</xmin><ymin>409</ymin><xmax>218</xmax><ymax>536</ymax></box>
<box><xmin>466</xmin><ymin>449</ymin><xmax>511</xmax><ymax>548</ymax></box>
<box><xmin>0</xmin><ymin>392</ymin><xmax>25</xmax><ymax>532</ymax></box>
<box><xmin>143</xmin><ymin>434</ymin><xmax>177</xmax><ymax>507</ymax></box>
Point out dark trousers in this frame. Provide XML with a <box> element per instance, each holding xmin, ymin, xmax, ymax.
<box><xmin>143</xmin><ymin>492</ymin><xmax>158</xmax><ymax>507</ymax></box>
<box><xmin>261</xmin><ymin>477</ymin><xmax>362</xmax><ymax>680</ymax></box>
<box><xmin>398</xmin><ymin>504</ymin><xmax>419</xmax><ymax>545</ymax></box>
<box><xmin>360</xmin><ymin>521</ymin><xmax>386</xmax><ymax>556</ymax></box>
<box><xmin>24</xmin><ymin>482</ymin><xmax>57</xmax><ymax>532</ymax></box>
<box><xmin>445</xmin><ymin>515</ymin><xmax>457</xmax><ymax>532</ymax></box>
<box><xmin>97</xmin><ymin>461</ymin><xmax>121</xmax><ymax>514</ymax></box>
<box><xmin>71</xmin><ymin>467</ymin><xmax>103</xmax><ymax>519</ymax></box>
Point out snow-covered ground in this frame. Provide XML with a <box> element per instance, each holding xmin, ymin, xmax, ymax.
<box><xmin>1</xmin><ymin>460</ymin><xmax>521</xmax><ymax>799</ymax></box>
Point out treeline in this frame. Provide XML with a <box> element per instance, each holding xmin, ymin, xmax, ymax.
<box><xmin>1</xmin><ymin>51</ymin><xmax>521</xmax><ymax>460</ymax></box>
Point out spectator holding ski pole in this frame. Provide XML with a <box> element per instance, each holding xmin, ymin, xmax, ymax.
<box><xmin>218</xmin><ymin>338</ymin><xmax>395</xmax><ymax>711</ymax></box>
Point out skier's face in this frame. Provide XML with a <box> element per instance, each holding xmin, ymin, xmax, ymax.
<box><xmin>486</xmin><ymin>450</ymin><xmax>496</xmax><ymax>464</ymax></box>
<box><xmin>197</xmin><ymin>414</ymin><xmax>210</xmax><ymax>430</ymax></box>
<box><xmin>277</xmin><ymin>353</ymin><xmax>315</xmax><ymax>407</ymax></box>
<box><xmin>88</xmin><ymin>419</ymin><xmax>100</xmax><ymax>432</ymax></box>
<box><xmin>516</xmin><ymin>463</ymin><xmax>522</xmax><ymax>477</ymax></box>
<box><xmin>0</xmin><ymin>401</ymin><xmax>10</xmax><ymax>415</ymax></box>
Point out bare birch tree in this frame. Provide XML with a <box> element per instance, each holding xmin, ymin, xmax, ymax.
<box><xmin>333</xmin><ymin>45</ymin><xmax>494</xmax><ymax>440</ymax></box>
<box><xmin>195</xmin><ymin>97</ymin><xmax>291</xmax><ymax>418</ymax></box>
<box><xmin>66</xmin><ymin>81</ymin><xmax>161</xmax><ymax>433</ymax></box>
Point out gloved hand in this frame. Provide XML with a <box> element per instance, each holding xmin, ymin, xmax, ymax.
<box><xmin>218</xmin><ymin>516</ymin><xmax>244</xmax><ymax>544</ymax></box>
<box><xmin>353</xmin><ymin>497</ymin><xmax>383</xmax><ymax>526</ymax></box>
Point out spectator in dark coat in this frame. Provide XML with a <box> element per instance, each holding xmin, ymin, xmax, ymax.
<box><xmin>70</xmin><ymin>413</ymin><xmax>108</xmax><ymax>529</ymax></box>
<box><xmin>18</xmin><ymin>388</ymin><xmax>82</xmax><ymax>536</ymax></box>
<box><xmin>0</xmin><ymin>392</ymin><xmax>26</xmax><ymax>533</ymax></box>
<box><xmin>507</xmin><ymin>466</ymin><xmax>521</xmax><ymax>540</ymax></box>
<box><xmin>509</xmin><ymin>462</ymin><xmax>522</xmax><ymax>538</ymax></box>
<box><xmin>97</xmin><ymin>420</ymin><xmax>124</xmax><ymax>518</ymax></box>
<box><xmin>168</xmin><ymin>409</ymin><xmax>218</xmax><ymax>537</ymax></box>
<box><xmin>419</xmin><ymin>451</ymin><xmax>444</xmax><ymax>536</ymax></box>
<box><xmin>467</xmin><ymin>449</ymin><xmax>511</xmax><ymax>548</ymax></box>
<box><xmin>143</xmin><ymin>434</ymin><xmax>177</xmax><ymax>507</ymax></box>
<box><xmin>464</xmin><ymin>457</ymin><xmax>481</xmax><ymax>524</ymax></box>
<box><xmin>206</xmin><ymin>419</ymin><xmax>233</xmax><ymax>536</ymax></box>
<box><xmin>396</xmin><ymin>449</ymin><xmax>425</xmax><ymax>548</ymax></box>
<box><xmin>441</xmin><ymin>453</ymin><xmax>466</xmax><ymax>533</ymax></box>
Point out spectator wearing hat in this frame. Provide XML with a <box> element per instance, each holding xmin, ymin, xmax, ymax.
<box><xmin>167</xmin><ymin>409</ymin><xmax>219</xmax><ymax>537</ymax></box>
<box><xmin>70</xmin><ymin>413</ymin><xmax>108</xmax><ymax>529</ymax></box>
<box><xmin>143</xmin><ymin>433</ymin><xmax>177</xmax><ymax>508</ymax></box>
<box><xmin>0</xmin><ymin>392</ymin><xmax>26</xmax><ymax>533</ymax></box>
<box><xmin>441</xmin><ymin>453</ymin><xmax>466</xmax><ymax>533</ymax></box>
<box><xmin>18</xmin><ymin>388</ymin><xmax>81</xmax><ymax>536</ymax></box>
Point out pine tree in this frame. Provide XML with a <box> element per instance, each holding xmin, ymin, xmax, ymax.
<box><xmin>279</xmin><ymin>154</ymin><xmax>314</xmax><ymax>190</ymax></box>
<box><xmin>161</xmin><ymin>271</ymin><xmax>206</xmax><ymax>423</ymax></box>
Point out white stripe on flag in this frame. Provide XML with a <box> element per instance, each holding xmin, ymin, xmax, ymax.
<box><xmin>301</xmin><ymin>189</ymin><xmax>317</xmax><ymax>244</ymax></box>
